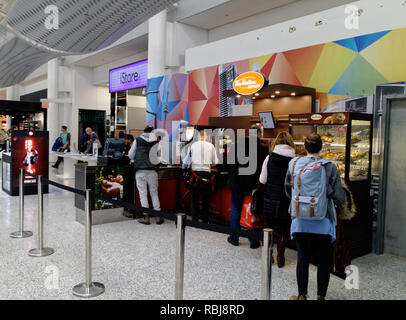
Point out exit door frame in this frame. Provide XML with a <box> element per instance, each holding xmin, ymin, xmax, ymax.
<box><xmin>376</xmin><ymin>94</ymin><xmax>406</xmax><ymax>254</ymax></box>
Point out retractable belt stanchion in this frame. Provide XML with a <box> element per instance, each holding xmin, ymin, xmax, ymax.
<box><xmin>72</xmin><ymin>189</ymin><xmax>105</xmax><ymax>298</ymax></box>
<box><xmin>175</xmin><ymin>214</ymin><xmax>186</xmax><ymax>300</ymax></box>
<box><xmin>28</xmin><ymin>175</ymin><xmax>55</xmax><ymax>257</ymax></box>
<box><xmin>10</xmin><ymin>168</ymin><xmax>33</xmax><ymax>238</ymax></box>
<box><xmin>261</xmin><ymin>229</ymin><xmax>273</xmax><ymax>300</ymax></box>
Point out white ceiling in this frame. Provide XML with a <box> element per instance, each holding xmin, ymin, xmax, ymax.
<box><xmin>73</xmin><ymin>34</ymin><xmax>148</xmax><ymax>68</ymax></box>
<box><xmin>179</xmin><ymin>0</ymin><xmax>300</xmax><ymax>29</ymax></box>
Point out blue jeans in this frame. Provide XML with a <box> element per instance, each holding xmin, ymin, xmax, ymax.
<box><xmin>229</xmin><ymin>191</ymin><xmax>260</xmax><ymax>245</ymax></box>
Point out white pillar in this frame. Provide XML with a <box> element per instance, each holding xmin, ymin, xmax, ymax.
<box><xmin>6</xmin><ymin>85</ymin><xmax>20</xmax><ymax>130</ymax></box>
<box><xmin>48</xmin><ymin>58</ymin><xmax>60</xmax><ymax>162</ymax></box>
<box><xmin>148</xmin><ymin>10</ymin><xmax>167</xmax><ymax>78</ymax></box>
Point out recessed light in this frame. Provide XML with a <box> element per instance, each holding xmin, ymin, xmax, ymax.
<box><xmin>291</xmin><ymin>93</ymin><xmax>296</xmax><ymax>96</ymax></box>
<box><xmin>275</xmin><ymin>91</ymin><xmax>280</xmax><ymax>94</ymax></box>
<box><xmin>255</xmin><ymin>93</ymin><xmax>259</xmax><ymax>96</ymax></box>
<box><xmin>271</xmin><ymin>95</ymin><xmax>276</xmax><ymax>98</ymax></box>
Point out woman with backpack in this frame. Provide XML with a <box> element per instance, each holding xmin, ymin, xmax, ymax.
<box><xmin>259</xmin><ymin>132</ymin><xmax>296</xmax><ymax>268</ymax></box>
<box><xmin>285</xmin><ymin>133</ymin><xmax>345</xmax><ymax>300</ymax></box>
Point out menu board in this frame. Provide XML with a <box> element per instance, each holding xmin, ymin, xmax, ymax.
<box><xmin>289</xmin><ymin>113</ymin><xmax>349</xmax><ymax>125</ymax></box>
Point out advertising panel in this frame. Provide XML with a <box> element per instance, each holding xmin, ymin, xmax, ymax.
<box><xmin>94</xmin><ymin>166</ymin><xmax>125</xmax><ymax>210</ymax></box>
<box><xmin>11</xmin><ymin>131</ymin><xmax>49</xmax><ymax>188</ymax></box>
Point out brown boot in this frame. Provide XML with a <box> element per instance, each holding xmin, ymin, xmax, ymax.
<box><xmin>290</xmin><ymin>294</ymin><xmax>307</xmax><ymax>300</ymax></box>
<box><xmin>277</xmin><ymin>236</ymin><xmax>286</xmax><ymax>268</ymax></box>
<box><xmin>317</xmin><ymin>296</ymin><xmax>325</xmax><ymax>300</ymax></box>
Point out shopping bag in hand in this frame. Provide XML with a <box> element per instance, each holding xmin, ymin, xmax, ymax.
<box><xmin>240</xmin><ymin>195</ymin><xmax>266</xmax><ymax>230</ymax></box>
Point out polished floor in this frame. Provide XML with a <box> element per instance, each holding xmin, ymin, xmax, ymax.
<box><xmin>0</xmin><ymin>165</ymin><xmax>405</xmax><ymax>300</ymax></box>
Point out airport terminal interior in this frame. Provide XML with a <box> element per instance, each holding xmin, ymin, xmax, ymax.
<box><xmin>0</xmin><ymin>0</ymin><xmax>405</xmax><ymax>301</ymax></box>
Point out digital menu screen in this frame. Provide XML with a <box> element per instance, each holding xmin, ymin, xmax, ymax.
<box><xmin>12</xmin><ymin>131</ymin><xmax>49</xmax><ymax>187</ymax></box>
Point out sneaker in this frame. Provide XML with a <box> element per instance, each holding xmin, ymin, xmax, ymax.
<box><xmin>227</xmin><ymin>236</ymin><xmax>239</xmax><ymax>246</ymax></box>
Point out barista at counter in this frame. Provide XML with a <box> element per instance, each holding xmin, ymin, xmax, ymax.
<box><xmin>129</xmin><ymin>126</ymin><xmax>164</xmax><ymax>225</ymax></box>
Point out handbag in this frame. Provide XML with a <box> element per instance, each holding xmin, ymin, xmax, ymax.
<box><xmin>183</xmin><ymin>169</ymin><xmax>216</xmax><ymax>194</ymax></box>
<box><xmin>250</xmin><ymin>188</ymin><xmax>264</xmax><ymax>215</ymax></box>
<box><xmin>240</xmin><ymin>195</ymin><xmax>266</xmax><ymax>230</ymax></box>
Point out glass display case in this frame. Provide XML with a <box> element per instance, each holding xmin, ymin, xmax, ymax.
<box><xmin>289</xmin><ymin>112</ymin><xmax>373</xmax><ymax>183</ymax></box>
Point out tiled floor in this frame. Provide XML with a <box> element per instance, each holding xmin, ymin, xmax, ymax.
<box><xmin>0</xmin><ymin>165</ymin><xmax>405</xmax><ymax>300</ymax></box>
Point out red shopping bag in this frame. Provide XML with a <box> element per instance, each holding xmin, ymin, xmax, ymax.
<box><xmin>240</xmin><ymin>196</ymin><xmax>266</xmax><ymax>230</ymax></box>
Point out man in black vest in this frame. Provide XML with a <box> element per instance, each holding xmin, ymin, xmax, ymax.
<box><xmin>129</xmin><ymin>126</ymin><xmax>163</xmax><ymax>225</ymax></box>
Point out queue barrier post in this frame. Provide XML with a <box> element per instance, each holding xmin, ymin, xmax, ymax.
<box><xmin>28</xmin><ymin>175</ymin><xmax>55</xmax><ymax>257</ymax></box>
<box><xmin>261</xmin><ymin>229</ymin><xmax>274</xmax><ymax>300</ymax></box>
<box><xmin>72</xmin><ymin>189</ymin><xmax>105</xmax><ymax>298</ymax></box>
<box><xmin>10</xmin><ymin>168</ymin><xmax>33</xmax><ymax>238</ymax></box>
<box><xmin>175</xmin><ymin>213</ymin><xmax>186</xmax><ymax>300</ymax></box>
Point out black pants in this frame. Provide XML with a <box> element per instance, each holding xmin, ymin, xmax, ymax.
<box><xmin>191</xmin><ymin>171</ymin><xmax>212</xmax><ymax>222</ymax></box>
<box><xmin>265</xmin><ymin>217</ymin><xmax>290</xmax><ymax>239</ymax></box>
<box><xmin>54</xmin><ymin>156</ymin><xmax>63</xmax><ymax>168</ymax></box>
<box><xmin>294</xmin><ymin>233</ymin><xmax>333</xmax><ymax>297</ymax></box>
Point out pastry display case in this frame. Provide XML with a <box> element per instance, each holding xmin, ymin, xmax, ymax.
<box><xmin>289</xmin><ymin>112</ymin><xmax>373</xmax><ymax>184</ymax></box>
<box><xmin>289</xmin><ymin>112</ymin><xmax>374</xmax><ymax>261</ymax></box>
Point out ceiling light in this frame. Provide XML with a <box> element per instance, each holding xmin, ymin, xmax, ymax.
<box><xmin>291</xmin><ymin>93</ymin><xmax>296</xmax><ymax>96</ymax></box>
<box><xmin>271</xmin><ymin>95</ymin><xmax>276</xmax><ymax>98</ymax></box>
<box><xmin>255</xmin><ymin>93</ymin><xmax>259</xmax><ymax>96</ymax></box>
<box><xmin>236</xmin><ymin>95</ymin><xmax>241</xmax><ymax>98</ymax></box>
<box><xmin>275</xmin><ymin>91</ymin><xmax>280</xmax><ymax>94</ymax></box>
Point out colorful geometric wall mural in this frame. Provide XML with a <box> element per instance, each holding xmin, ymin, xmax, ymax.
<box><xmin>147</xmin><ymin>27</ymin><xmax>406</xmax><ymax>131</ymax></box>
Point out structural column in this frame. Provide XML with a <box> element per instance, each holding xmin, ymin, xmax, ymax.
<box><xmin>148</xmin><ymin>10</ymin><xmax>167</xmax><ymax>79</ymax></box>
<box><xmin>47</xmin><ymin>58</ymin><xmax>60</xmax><ymax>162</ymax></box>
<box><xmin>6</xmin><ymin>85</ymin><xmax>20</xmax><ymax>130</ymax></box>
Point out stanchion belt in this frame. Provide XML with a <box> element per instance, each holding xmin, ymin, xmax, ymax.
<box><xmin>23</xmin><ymin>170</ymin><xmax>86</xmax><ymax>196</ymax></box>
<box><xmin>22</xmin><ymin>170</ymin><xmax>264</xmax><ymax>241</ymax></box>
<box><xmin>94</xmin><ymin>193</ymin><xmax>263</xmax><ymax>241</ymax></box>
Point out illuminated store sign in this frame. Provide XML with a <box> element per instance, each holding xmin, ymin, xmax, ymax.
<box><xmin>233</xmin><ymin>72</ymin><xmax>265</xmax><ymax>95</ymax></box>
<box><xmin>109</xmin><ymin>59</ymin><xmax>148</xmax><ymax>93</ymax></box>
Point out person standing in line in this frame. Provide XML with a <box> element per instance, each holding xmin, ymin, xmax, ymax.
<box><xmin>52</xmin><ymin>125</ymin><xmax>71</xmax><ymax>169</ymax></box>
<box><xmin>226</xmin><ymin>125</ymin><xmax>268</xmax><ymax>249</ymax></box>
<box><xmin>259</xmin><ymin>132</ymin><xmax>296</xmax><ymax>267</ymax></box>
<box><xmin>129</xmin><ymin>126</ymin><xmax>164</xmax><ymax>225</ymax></box>
<box><xmin>123</xmin><ymin>134</ymin><xmax>134</xmax><ymax>155</ymax></box>
<box><xmin>184</xmin><ymin>129</ymin><xmax>218</xmax><ymax>223</ymax></box>
<box><xmin>83</xmin><ymin>127</ymin><xmax>101</xmax><ymax>154</ymax></box>
<box><xmin>285</xmin><ymin>133</ymin><xmax>345</xmax><ymax>300</ymax></box>
<box><xmin>0</xmin><ymin>129</ymin><xmax>7</xmax><ymax>150</ymax></box>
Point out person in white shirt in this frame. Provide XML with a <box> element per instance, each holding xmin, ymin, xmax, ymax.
<box><xmin>184</xmin><ymin>129</ymin><xmax>218</xmax><ymax>222</ymax></box>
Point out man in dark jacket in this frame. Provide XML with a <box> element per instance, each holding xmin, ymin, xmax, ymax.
<box><xmin>226</xmin><ymin>125</ymin><xmax>268</xmax><ymax>249</ymax></box>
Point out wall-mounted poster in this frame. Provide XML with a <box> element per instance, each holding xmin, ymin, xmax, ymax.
<box><xmin>94</xmin><ymin>166</ymin><xmax>125</xmax><ymax>210</ymax></box>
